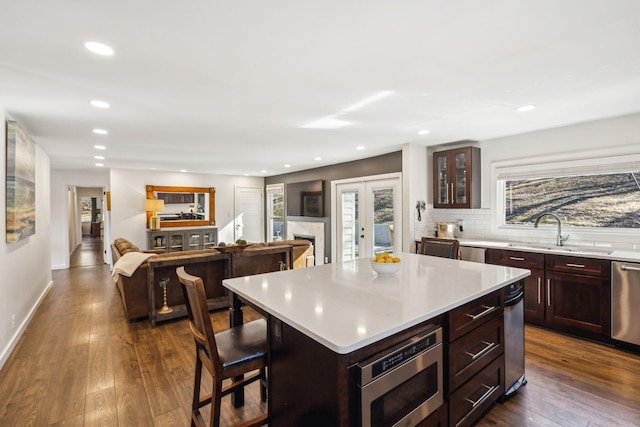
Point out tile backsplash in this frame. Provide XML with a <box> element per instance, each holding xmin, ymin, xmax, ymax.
<box><xmin>413</xmin><ymin>205</ymin><xmax>639</xmax><ymax>252</ymax></box>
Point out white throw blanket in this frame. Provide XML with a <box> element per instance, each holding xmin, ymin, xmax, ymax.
<box><xmin>112</xmin><ymin>252</ymin><xmax>155</xmax><ymax>283</ymax></box>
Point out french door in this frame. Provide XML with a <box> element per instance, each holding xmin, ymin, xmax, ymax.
<box><xmin>334</xmin><ymin>175</ymin><xmax>402</xmax><ymax>261</ymax></box>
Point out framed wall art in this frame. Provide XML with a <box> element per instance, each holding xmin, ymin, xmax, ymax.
<box><xmin>6</xmin><ymin>120</ymin><xmax>36</xmax><ymax>243</ymax></box>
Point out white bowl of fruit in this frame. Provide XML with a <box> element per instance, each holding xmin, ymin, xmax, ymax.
<box><xmin>371</xmin><ymin>252</ymin><xmax>401</xmax><ymax>276</ymax></box>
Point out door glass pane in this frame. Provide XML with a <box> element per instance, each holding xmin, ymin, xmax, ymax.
<box><xmin>269</xmin><ymin>190</ymin><xmax>284</xmax><ymax>241</ymax></box>
<box><xmin>340</xmin><ymin>190</ymin><xmax>359</xmax><ymax>261</ymax></box>
<box><xmin>454</xmin><ymin>152</ymin><xmax>467</xmax><ymax>204</ymax></box>
<box><xmin>372</xmin><ymin>187</ymin><xmax>394</xmax><ymax>255</ymax></box>
<box><xmin>169</xmin><ymin>233</ymin><xmax>183</xmax><ymax>251</ymax></box>
<box><xmin>437</xmin><ymin>155</ymin><xmax>448</xmax><ymax>204</ymax></box>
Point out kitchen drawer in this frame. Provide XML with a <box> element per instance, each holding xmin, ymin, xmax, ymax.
<box><xmin>416</xmin><ymin>402</ymin><xmax>447</xmax><ymax>427</ymax></box>
<box><xmin>449</xmin><ymin>354</ymin><xmax>504</xmax><ymax>427</ymax></box>
<box><xmin>546</xmin><ymin>254</ymin><xmax>611</xmax><ymax>277</ymax></box>
<box><xmin>487</xmin><ymin>248</ymin><xmax>544</xmax><ymax>269</ymax></box>
<box><xmin>449</xmin><ymin>314</ymin><xmax>504</xmax><ymax>391</ymax></box>
<box><xmin>448</xmin><ymin>290</ymin><xmax>503</xmax><ymax>341</ymax></box>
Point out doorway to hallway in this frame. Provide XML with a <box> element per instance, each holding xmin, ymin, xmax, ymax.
<box><xmin>70</xmin><ymin>235</ymin><xmax>104</xmax><ymax>268</ymax></box>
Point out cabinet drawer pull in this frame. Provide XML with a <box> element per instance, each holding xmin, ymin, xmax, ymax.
<box><xmin>465</xmin><ymin>384</ymin><xmax>498</xmax><ymax>408</ymax></box>
<box><xmin>450</xmin><ymin>183</ymin><xmax>454</xmax><ymax>204</ymax></box>
<box><xmin>465</xmin><ymin>305</ymin><xmax>496</xmax><ymax>320</ymax></box>
<box><xmin>537</xmin><ymin>277</ymin><xmax>541</xmax><ymax>304</ymax></box>
<box><xmin>566</xmin><ymin>263</ymin><xmax>585</xmax><ymax>268</ymax></box>
<box><xmin>547</xmin><ymin>279</ymin><xmax>551</xmax><ymax>306</ymax></box>
<box><xmin>464</xmin><ymin>341</ymin><xmax>496</xmax><ymax>360</ymax></box>
<box><xmin>509</xmin><ymin>256</ymin><xmax>525</xmax><ymax>261</ymax></box>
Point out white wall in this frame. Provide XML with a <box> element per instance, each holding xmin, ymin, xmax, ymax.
<box><xmin>50</xmin><ymin>169</ymin><xmax>109</xmax><ymax>269</ymax></box>
<box><xmin>402</xmin><ymin>143</ymin><xmax>428</xmax><ymax>252</ymax></box>
<box><xmin>425</xmin><ymin>112</ymin><xmax>640</xmax><ymax>249</ymax></box>
<box><xmin>108</xmin><ymin>169</ymin><xmax>264</xmax><ymax>261</ymax></box>
<box><xmin>0</xmin><ymin>107</ymin><xmax>53</xmax><ymax>369</ymax></box>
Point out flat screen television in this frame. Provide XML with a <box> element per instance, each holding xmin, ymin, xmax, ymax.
<box><xmin>286</xmin><ymin>179</ymin><xmax>324</xmax><ymax>217</ymax></box>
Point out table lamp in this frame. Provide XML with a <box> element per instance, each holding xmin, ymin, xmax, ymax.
<box><xmin>145</xmin><ymin>199</ymin><xmax>165</xmax><ymax>230</ymax></box>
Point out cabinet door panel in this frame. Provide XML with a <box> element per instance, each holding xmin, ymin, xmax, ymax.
<box><xmin>434</xmin><ymin>152</ymin><xmax>449</xmax><ymax>207</ymax></box>
<box><xmin>547</xmin><ymin>271</ymin><xmax>611</xmax><ymax>336</ymax></box>
<box><xmin>453</xmin><ymin>150</ymin><xmax>469</xmax><ymax>205</ymax></box>
<box><xmin>523</xmin><ymin>269</ymin><xmax>545</xmax><ymax>324</ymax></box>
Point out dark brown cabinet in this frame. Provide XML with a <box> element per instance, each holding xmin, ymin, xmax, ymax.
<box><xmin>433</xmin><ymin>146</ymin><xmax>480</xmax><ymax>209</ymax></box>
<box><xmin>447</xmin><ymin>289</ymin><xmax>504</xmax><ymax>427</ymax></box>
<box><xmin>487</xmin><ymin>248</ymin><xmax>611</xmax><ymax>340</ymax></box>
<box><xmin>486</xmin><ymin>250</ymin><xmax>545</xmax><ymax>324</ymax></box>
<box><xmin>545</xmin><ymin>255</ymin><xmax>611</xmax><ymax>338</ymax></box>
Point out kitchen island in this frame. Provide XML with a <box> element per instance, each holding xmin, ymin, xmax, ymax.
<box><xmin>223</xmin><ymin>253</ymin><xmax>530</xmax><ymax>426</ymax></box>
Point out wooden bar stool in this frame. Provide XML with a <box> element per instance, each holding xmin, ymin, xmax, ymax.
<box><xmin>420</xmin><ymin>237</ymin><xmax>460</xmax><ymax>259</ymax></box>
<box><xmin>177</xmin><ymin>266</ymin><xmax>268</xmax><ymax>427</ymax></box>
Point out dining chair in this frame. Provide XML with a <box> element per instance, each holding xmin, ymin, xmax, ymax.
<box><xmin>176</xmin><ymin>266</ymin><xmax>268</xmax><ymax>427</ymax></box>
<box><xmin>420</xmin><ymin>237</ymin><xmax>460</xmax><ymax>259</ymax></box>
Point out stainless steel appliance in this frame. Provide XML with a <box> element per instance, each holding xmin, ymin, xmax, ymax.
<box><xmin>504</xmin><ymin>281</ymin><xmax>526</xmax><ymax>397</ymax></box>
<box><xmin>436</xmin><ymin>222</ymin><xmax>458</xmax><ymax>238</ymax></box>
<box><xmin>459</xmin><ymin>246</ymin><xmax>487</xmax><ymax>263</ymax></box>
<box><xmin>356</xmin><ymin>328</ymin><xmax>443</xmax><ymax>427</ymax></box>
<box><xmin>612</xmin><ymin>261</ymin><xmax>640</xmax><ymax>346</ymax></box>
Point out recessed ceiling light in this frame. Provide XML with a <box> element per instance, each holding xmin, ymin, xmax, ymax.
<box><xmin>284</xmin><ymin>164</ymin><xmax>291</xmax><ymax>168</ymax></box>
<box><xmin>94</xmin><ymin>155</ymin><xmax>104</xmax><ymax>160</ymax></box>
<box><xmin>356</xmin><ymin>146</ymin><xmax>365</xmax><ymax>151</ymax></box>
<box><xmin>95</xmin><ymin>163</ymin><xmax>104</xmax><ymax>167</ymax></box>
<box><xmin>94</xmin><ymin>145</ymin><xmax>106</xmax><ymax>150</ymax></box>
<box><xmin>516</xmin><ymin>104</ymin><xmax>536</xmax><ymax>112</ymax></box>
<box><xmin>261</xmin><ymin>170</ymin><xmax>268</xmax><ymax>173</ymax></box>
<box><xmin>92</xmin><ymin>128</ymin><xmax>108</xmax><ymax>135</ymax></box>
<box><xmin>314</xmin><ymin>157</ymin><xmax>322</xmax><ymax>161</ymax></box>
<box><xmin>180</xmin><ymin>169</ymin><xmax>187</xmax><ymax>173</ymax></box>
<box><xmin>90</xmin><ymin>100</ymin><xmax>110</xmax><ymax>109</ymax></box>
<box><xmin>84</xmin><ymin>41</ymin><xmax>114</xmax><ymax>56</ymax></box>
<box><xmin>418</xmin><ymin>129</ymin><xmax>430</xmax><ymax>135</ymax></box>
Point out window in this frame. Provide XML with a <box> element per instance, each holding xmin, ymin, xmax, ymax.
<box><xmin>266</xmin><ymin>184</ymin><xmax>284</xmax><ymax>242</ymax></box>
<box><xmin>498</xmin><ymin>156</ymin><xmax>640</xmax><ymax>229</ymax></box>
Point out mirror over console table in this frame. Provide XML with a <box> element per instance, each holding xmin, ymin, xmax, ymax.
<box><xmin>145</xmin><ymin>185</ymin><xmax>216</xmax><ymax>228</ymax></box>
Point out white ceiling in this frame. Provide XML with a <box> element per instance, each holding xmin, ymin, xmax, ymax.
<box><xmin>1</xmin><ymin>1</ymin><xmax>639</xmax><ymax>176</ymax></box>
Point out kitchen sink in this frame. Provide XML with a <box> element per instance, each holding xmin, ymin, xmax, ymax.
<box><xmin>507</xmin><ymin>243</ymin><xmax>613</xmax><ymax>255</ymax></box>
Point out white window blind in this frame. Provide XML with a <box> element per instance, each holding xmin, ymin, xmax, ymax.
<box><xmin>496</xmin><ymin>154</ymin><xmax>640</xmax><ymax>180</ymax></box>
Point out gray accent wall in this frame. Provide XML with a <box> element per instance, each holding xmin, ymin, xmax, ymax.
<box><xmin>265</xmin><ymin>151</ymin><xmax>403</xmax><ymax>262</ymax></box>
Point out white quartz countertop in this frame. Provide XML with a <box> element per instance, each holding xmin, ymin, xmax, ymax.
<box><xmin>223</xmin><ymin>253</ymin><xmax>530</xmax><ymax>354</ymax></box>
<box><xmin>458</xmin><ymin>239</ymin><xmax>640</xmax><ymax>263</ymax></box>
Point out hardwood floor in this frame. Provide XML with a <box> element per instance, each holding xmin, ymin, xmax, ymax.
<box><xmin>70</xmin><ymin>235</ymin><xmax>105</xmax><ymax>268</ymax></box>
<box><xmin>1</xmin><ymin>263</ymin><xmax>639</xmax><ymax>426</ymax></box>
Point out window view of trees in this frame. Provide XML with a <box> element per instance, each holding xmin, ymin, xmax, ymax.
<box><xmin>504</xmin><ymin>172</ymin><xmax>640</xmax><ymax>228</ymax></box>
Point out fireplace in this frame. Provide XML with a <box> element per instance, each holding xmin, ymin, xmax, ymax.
<box><xmin>294</xmin><ymin>233</ymin><xmax>316</xmax><ymax>265</ymax></box>
<box><xmin>287</xmin><ymin>217</ymin><xmax>327</xmax><ymax>265</ymax></box>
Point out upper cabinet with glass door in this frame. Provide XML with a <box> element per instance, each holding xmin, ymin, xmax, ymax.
<box><xmin>432</xmin><ymin>146</ymin><xmax>481</xmax><ymax>209</ymax></box>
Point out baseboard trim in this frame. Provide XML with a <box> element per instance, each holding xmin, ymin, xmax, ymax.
<box><xmin>0</xmin><ymin>280</ymin><xmax>54</xmax><ymax>370</ymax></box>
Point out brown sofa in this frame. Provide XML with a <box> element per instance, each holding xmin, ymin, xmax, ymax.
<box><xmin>111</xmin><ymin>238</ymin><xmax>229</xmax><ymax>321</ymax></box>
<box><xmin>111</xmin><ymin>238</ymin><xmax>313</xmax><ymax>322</ymax></box>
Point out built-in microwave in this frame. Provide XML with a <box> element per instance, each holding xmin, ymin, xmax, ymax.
<box><xmin>356</xmin><ymin>328</ymin><xmax>443</xmax><ymax>427</ymax></box>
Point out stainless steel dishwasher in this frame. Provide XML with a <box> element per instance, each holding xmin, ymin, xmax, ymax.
<box><xmin>504</xmin><ymin>280</ymin><xmax>526</xmax><ymax>397</ymax></box>
<box><xmin>612</xmin><ymin>261</ymin><xmax>640</xmax><ymax>346</ymax></box>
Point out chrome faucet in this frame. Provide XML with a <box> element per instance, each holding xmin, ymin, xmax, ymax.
<box><xmin>534</xmin><ymin>212</ymin><xmax>569</xmax><ymax>246</ymax></box>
